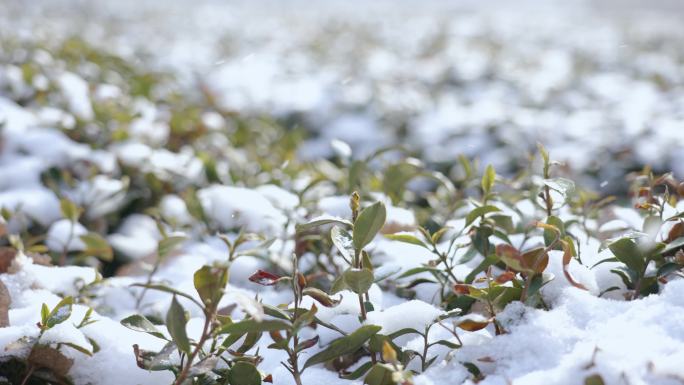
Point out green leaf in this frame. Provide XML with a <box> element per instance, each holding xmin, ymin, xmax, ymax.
<box><xmin>349</xmin><ymin>160</ymin><xmax>366</xmax><ymax>192</ymax></box>
<box><xmin>292</xmin><ymin>305</ymin><xmax>318</xmax><ymax>331</ymax></box>
<box><xmin>235</xmin><ymin>332</ymin><xmax>260</xmax><ymax>354</ymax></box>
<box><xmin>228</xmin><ymin>362</ymin><xmax>261</xmax><ymax>385</ymax></box>
<box><xmin>659</xmin><ymin>237</ymin><xmax>684</xmax><ymax>255</ymax></box>
<box><xmin>131</xmin><ymin>283</ymin><xmax>204</xmax><ymax>309</ymax></box>
<box><xmin>144</xmin><ymin>341</ymin><xmax>177</xmax><ymax>371</ymax></box>
<box><xmin>465</xmin><ymin>254</ymin><xmax>500</xmax><ymax>284</ymax></box>
<box><xmin>303</xmin><ymin>324</ymin><xmax>382</xmax><ymax>370</ymax></box>
<box><xmin>79</xmin><ymin>233</ymin><xmax>113</xmax><ymax>262</ymax></box>
<box><xmin>331</xmin><ymin>225</ymin><xmax>355</xmax><ymax>262</ymax></box>
<box><xmin>193</xmin><ymin>265</ymin><xmax>228</xmax><ymax>309</ymax></box>
<box><xmin>430</xmin><ymin>339</ymin><xmax>461</xmax><ymax>349</ymax></box>
<box><xmin>458</xmin><ymin>155</ymin><xmax>473</xmax><ymax>180</ymax></box>
<box><xmin>188</xmin><ymin>356</ymin><xmax>219</xmax><ymax>376</ymax></box>
<box><xmin>45</xmin><ymin>296</ymin><xmax>74</xmax><ymax>329</ymax></box>
<box><xmin>60</xmin><ymin>198</ymin><xmax>82</xmax><ymax>222</ymax></box>
<box><xmin>363</xmin><ymin>364</ymin><xmax>394</xmax><ymax>385</ymax></box>
<box><xmin>296</xmin><ymin>217</ymin><xmax>353</xmax><ymax>233</ymax></box>
<box><xmin>490</xmin><ymin>214</ymin><xmax>514</xmax><ymax>232</ymax></box>
<box><xmin>158</xmin><ymin>236</ymin><xmax>186</xmax><ymax>259</ymax></box>
<box><xmin>384</xmin><ymin>233</ymin><xmax>427</xmax><ymax>248</ymax></box>
<box><xmin>472</xmin><ymin>225</ymin><xmax>493</xmax><ymax>257</ymax></box>
<box><xmin>382</xmin><ymin>163</ymin><xmax>418</xmax><ymax>203</ymax></box>
<box><xmin>121</xmin><ymin>314</ymin><xmax>167</xmax><ymax>340</ymax></box>
<box><xmin>353</xmin><ymin>201</ymin><xmax>387</xmax><ymax>251</ymax></box>
<box><xmin>166</xmin><ymin>296</ymin><xmax>190</xmax><ymax>354</ymax></box>
<box><xmin>431</xmin><ymin>227</ymin><xmax>449</xmax><ymax>245</ymax></box>
<box><xmin>608</xmin><ymin>238</ymin><xmax>645</xmax><ymax>273</ymax></box>
<box><xmin>481</xmin><ymin>165</ymin><xmax>496</xmax><ymax>195</ymax></box>
<box><xmin>585</xmin><ymin>374</ymin><xmax>605</xmax><ymax>385</ymax></box>
<box><xmin>330</xmin><ymin>275</ymin><xmax>348</xmax><ymax>294</ymax></box>
<box><xmin>61</xmin><ymin>342</ymin><xmax>92</xmax><ymax>356</ymax></box>
<box><xmin>526</xmin><ymin>273</ymin><xmax>554</xmax><ymax>303</ymax></box>
<box><xmin>397</xmin><ymin>266</ymin><xmax>441</xmax><ymax>279</ymax></box>
<box><xmin>657</xmin><ymin>262</ymin><xmax>682</xmax><ymax>278</ymax></box>
<box><xmin>386</xmin><ymin>328</ymin><xmax>421</xmax><ymax>339</ymax></box>
<box><xmin>262</xmin><ymin>304</ymin><xmax>291</xmax><ymax>321</ymax></box>
<box><xmin>341</xmin><ymin>362</ymin><xmax>374</xmax><ymax>380</ymax></box>
<box><xmin>458</xmin><ymin>246</ymin><xmax>479</xmax><ymax>264</ymax></box>
<box><xmin>543</xmin><ymin>216</ymin><xmax>565</xmax><ymax>247</ymax></box>
<box><xmin>610</xmin><ymin>267</ymin><xmax>636</xmax><ymax>288</ymax></box>
<box><xmin>219</xmin><ymin>319</ymin><xmax>290</xmax><ymax>335</ymax></box>
<box><xmin>343</xmin><ymin>268</ymin><xmax>374</xmax><ymax>294</ymax></box>
<box><xmin>463</xmin><ymin>362</ymin><xmax>482</xmax><ymax>379</ymax></box>
<box><xmin>543</xmin><ymin>178</ymin><xmax>575</xmax><ymax>200</ymax></box>
<box><xmin>465</xmin><ymin>205</ymin><xmax>501</xmax><ymax>227</ymax></box>
<box><xmin>537</xmin><ymin>143</ymin><xmax>550</xmax><ymax>171</ymax></box>
<box><xmin>41</xmin><ymin>303</ymin><xmax>49</xmax><ymax>326</ymax></box>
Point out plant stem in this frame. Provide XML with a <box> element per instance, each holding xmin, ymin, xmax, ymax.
<box><xmin>135</xmin><ymin>260</ymin><xmax>161</xmax><ymax>309</ymax></box>
<box><xmin>173</xmin><ymin>314</ymin><xmax>212</xmax><ymax>385</ymax></box>
<box><xmin>59</xmin><ymin>221</ymin><xmax>75</xmax><ymax>266</ymax></box>
<box><xmin>544</xmin><ymin>185</ymin><xmax>553</xmax><ymax>217</ymax></box>
<box><xmin>421</xmin><ymin>331</ymin><xmax>429</xmax><ymax>372</ymax></box>
<box><xmin>20</xmin><ymin>365</ymin><xmax>34</xmax><ymax>385</ymax></box>
<box><xmin>288</xmin><ymin>334</ymin><xmax>303</xmax><ymax>385</ymax></box>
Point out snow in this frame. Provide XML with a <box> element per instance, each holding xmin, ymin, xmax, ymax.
<box><xmin>418</xmin><ymin>281</ymin><xmax>684</xmax><ymax>385</ymax></box>
<box><xmin>46</xmin><ymin>219</ymin><xmax>88</xmax><ymax>252</ymax></box>
<box><xmin>108</xmin><ymin>214</ymin><xmax>161</xmax><ymax>260</ymax></box>
<box><xmin>0</xmin><ymin>188</ymin><xmax>61</xmax><ymax>227</ymax></box>
<box><xmin>67</xmin><ymin>176</ymin><xmax>127</xmax><ymax>219</ymax></box>
<box><xmin>365</xmin><ymin>300</ymin><xmax>443</xmax><ymax>335</ymax></box>
<box><xmin>159</xmin><ymin>194</ymin><xmax>193</xmax><ymax>226</ymax></box>
<box><xmin>1</xmin><ymin>1</ymin><xmax>684</xmax><ymax>385</ymax></box>
<box><xmin>198</xmin><ymin>185</ymin><xmax>288</xmax><ymax>235</ymax></box>
<box><xmin>57</xmin><ymin>72</ymin><xmax>94</xmax><ymax>120</ymax></box>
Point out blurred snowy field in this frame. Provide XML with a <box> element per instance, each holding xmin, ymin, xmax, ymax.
<box><xmin>3</xmin><ymin>0</ymin><xmax>684</xmax><ymax>189</ymax></box>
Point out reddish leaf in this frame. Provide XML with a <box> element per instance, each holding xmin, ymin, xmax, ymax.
<box><xmin>561</xmin><ymin>240</ymin><xmax>587</xmax><ymax>290</ymax></box>
<box><xmin>495</xmin><ymin>271</ymin><xmax>516</xmax><ymax>284</ymax></box>
<box><xmin>248</xmin><ymin>270</ymin><xmax>282</xmax><ymax>286</ymax></box>
<box><xmin>296</xmin><ymin>335</ymin><xmax>320</xmax><ymax>352</ymax></box>
<box><xmin>302</xmin><ymin>287</ymin><xmax>341</xmax><ymax>307</ymax></box>
<box><xmin>666</xmin><ymin>222</ymin><xmax>684</xmax><ymax>243</ymax></box>
<box><xmin>453</xmin><ymin>284</ymin><xmax>470</xmax><ymax>295</ymax></box>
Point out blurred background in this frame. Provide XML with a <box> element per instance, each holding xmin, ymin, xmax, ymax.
<box><xmin>1</xmin><ymin>0</ymin><xmax>683</xmax><ymax>195</ymax></box>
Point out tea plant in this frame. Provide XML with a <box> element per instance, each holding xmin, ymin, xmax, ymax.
<box><xmin>4</xmin><ymin>298</ymin><xmax>96</xmax><ymax>385</ymax></box>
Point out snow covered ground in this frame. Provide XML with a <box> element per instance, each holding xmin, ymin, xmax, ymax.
<box><xmin>1</xmin><ymin>1</ymin><xmax>684</xmax><ymax>385</ymax></box>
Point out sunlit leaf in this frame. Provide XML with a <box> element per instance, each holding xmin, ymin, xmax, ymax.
<box><xmin>303</xmin><ymin>324</ymin><xmax>381</xmax><ymax>369</ymax></box>
<box><xmin>353</xmin><ymin>201</ymin><xmax>387</xmax><ymax>250</ymax></box>
<box><xmin>166</xmin><ymin>296</ymin><xmax>190</xmax><ymax>354</ymax></box>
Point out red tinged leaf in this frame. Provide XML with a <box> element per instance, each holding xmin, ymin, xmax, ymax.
<box><xmin>495</xmin><ymin>271</ymin><xmax>516</xmax><ymax>284</ymax></box>
<box><xmin>269</xmin><ymin>330</ymin><xmax>284</xmax><ymax>342</ymax></box>
<box><xmin>248</xmin><ymin>270</ymin><xmax>281</xmax><ymax>286</ymax></box>
<box><xmin>297</xmin><ymin>272</ymin><xmax>307</xmax><ymax>290</ymax></box>
<box><xmin>302</xmin><ymin>287</ymin><xmax>341</xmax><ymax>307</ymax></box>
<box><xmin>296</xmin><ymin>335</ymin><xmax>320</xmax><ymax>352</ymax></box>
<box><xmin>453</xmin><ymin>284</ymin><xmax>470</xmax><ymax>295</ymax></box>
<box><xmin>666</xmin><ymin>222</ymin><xmax>684</xmax><ymax>243</ymax></box>
<box><xmin>457</xmin><ymin>315</ymin><xmax>492</xmax><ymax>331</ymax></box>
<box><xmin>496</xmin><ymin>244</ymin><xmax>520</xmax><ymax>260</ymax></box>
<box><xmin>521</xmin><ymin>248</ymin><xmax>549</xmax><ymax>274</ymax></box>
<box><xmin>561</xmin><ymin>240</ymin><xmax>587</xmax><ymax>290</ymax></box>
